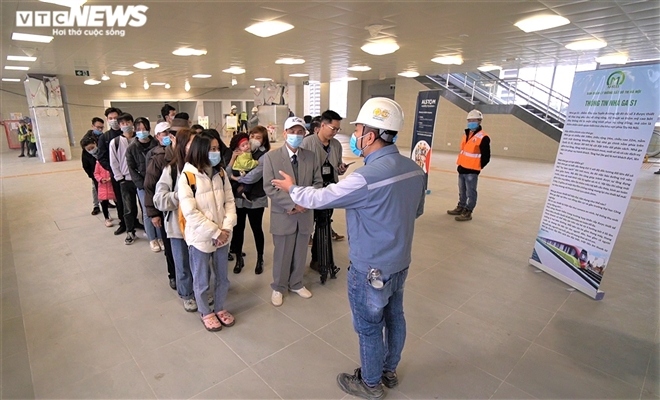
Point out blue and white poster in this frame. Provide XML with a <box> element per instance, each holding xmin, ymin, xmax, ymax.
<box><xmin>410</xmin><ymin>90</ymin><xmax>441</xmax><ymax>188</ymax></box>
<box><xmin>529</xmin><ymin>64</ymin><xmax>660</xmax><ymax>299</ymax></box>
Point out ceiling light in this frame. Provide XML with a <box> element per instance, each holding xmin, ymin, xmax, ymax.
<box><xmin>343</xmin><ymin>77</ymin><xmax>358</xmax><ymax>81</ymax></box>
<box><xmin>398</xmin><ymin>71</ymin><xmax>419</xmax><ymax>78</ymax></box>
<box><xmin>39</xmin><ymin>0</ymin><xmax>87</xmax><ymax>6</ymax></box>
<box><xmin>245</xmin><ymin>21</ymin><xmax>294</xmax><ymax>38</ymax></box>
<box><xmin>477</xmin><ymin>65</ymin><xmax>502</xmax><ymax>72</ymax></box>
<box><xmin>143</xmin><ymin>80</ymin><xmax>149</xmax><ymax>90</ymax></box>
<box><xmin>514</xmin><ymin>15</ymin><xmax>570</xmax><ymax>33</ymax></box>
<box><xmin>348</xmin><ymin>65</ymin><xmax>372</xmax><ymax>72</ymax></box>
<box><xmin>192</xmin><ymin>74</ymin><xmax>212</xmax><ymax>78</ymax></box>
<box><xmin>595</xmin><ymin>54</ymin><xmax>628</xmax><ymax>65</ymax></box>
<box><xmin>255</xmin><ymin>78</ymin><xmax>272</xmax><ymax>82</ymax></box>
<box><xmin>249</xmin><ymin>85</ymin><xmax>256</xmax><ymax>88</ymax></box>
<box><xmin>565</xmin><ymin>39</ymin><xmax>607</xmax><ymax>51</ymax></box>
<box><xmin>101</xmin><ymin>73</ymin><xmax>110</xmax><ymax>81</ymax></box>
<box><xmin>289</xmin><ymin>73</ymin><xmax>309</xmax><ymax>77</ymax></box>
<box><xmin>222</xmin><ymin>67</ymin><xmax>245</xmax><ymax>75</ymax></box>
<box><xmin>164</xmin><ymin>83</ymin><xmax>171</xmax><ymax>89</ymax></box>
<box><xmin>120</xmin><ymin>82</ymin><xmax>127</xmax><ymax>88</ymax></box>
<box><xmin>7</xmin><ymin>55</ymin><xmax>36</xmax><ymax>62</ymax></box>
<box><xmin>361</xmin><ymin>39</ymin><xmax>400</xmax><ymax>56</ymax></box>
<box><xmin>184</xmin><ymin>80</ymin><xmax>191</xmax><ymax>92</ymax></box>
<box><xmin>12</xmin><ymin>32</ymin><xmax>54</xmax><ymax>43</ymax></box>
<box><xmin>84</xmin><ymin>79</ymin><xmax>101</xmax><ymax>85</ymax></box>
<box><xmin>432</xmin><ymin>55</ymin><xmax>464</xmax><ymax>65</ymax></box>
<box><xmin>151</xmin><ymin>82</ymin><xmax>166</xmax><ymax>86</ymax></box>
<box><xmin>172</xmin><ymin>47</ymin><xmax>207</xmax><ymax>56</ymax></box>
<box><xmin>5</xmin><ymin>66</ymin><xmax>29</xmax><ymax>71</ymax></box>
<box><xmin>112</xmin><ymin>70</ymin><xmax>133</xmax><ymax>76</ymax></box>
<box><xmin>133</xmin><ymin>61</ymin><xmax>159</xmax><ymax>69</ymax></box>
<box><xmin>2</xmin><ymin>78</ymin><xmax>22</xmax><ymax>82</ymax></box>
<box><xmin>231</xmin><ymin>77</ymin><xmax>238</xmax><ymax>86</ymax></box>
<box><xmin>275</xmin><ymin>58</ymin><xmax>305</xmax><ymax>65</ymax></box>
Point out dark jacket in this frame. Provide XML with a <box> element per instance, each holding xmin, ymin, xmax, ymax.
<box><xmin>97</xmin><ymin>128</ymin><xmax>122</xmax><ymax>172</ymax></box>
<box><xmin>126</xmin><ymin>136</ymin><xmax>159</xmax><ymax>189</ymax></box>
<box><xmin>144</xmin><ymin>145</ymin><xmax>175</xmax><ymax>218</ymax></box>
<box><xmin>457</xmin><ymin>126</ymin><xmax>491</xmax><ymax>175</ymax></box>
<box><xmin>81</xmin><ymin>130</ymin><xmax>97</xmax><ymax>179</ymax></box>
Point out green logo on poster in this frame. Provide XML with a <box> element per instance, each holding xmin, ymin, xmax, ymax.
<box><xmin>607</xmin><ymin>71</ymin><xmax>625</xmax><ymax>88</ymax></box>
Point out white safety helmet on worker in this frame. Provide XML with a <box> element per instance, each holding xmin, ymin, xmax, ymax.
<box><xmin>351</xmin><ymin>97</ymin><xmax>404</xmax><ymax>142</ymax></box>
<box><xmin>466</xmin><ymin>109</ymin><xmax>483</xmax><ymax>120</ymax></box>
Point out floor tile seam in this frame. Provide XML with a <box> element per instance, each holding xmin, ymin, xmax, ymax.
<box><xmin>223</xmin><ymin>329</ymin><xmax>315</xmax><ymax>368</ymax></box>
<box><xmin>416</xmin><ymin>307</ymin><xmax>460</xmax><ymax>342</ymax></box>
<box><xmin>309</xmin><ymin>331</ymin><xmax>360</xmax><ymax>366</ymax></box>
<box><xmin>404</xmin><ymin>285</ymin><xmax>462</xmax><ymax>312</ymax></box>
<box><xmin>310</xmin><ymin>309</ymin><xmax>352</xmax><ymax>334</ymax></box>
<box><xmin>0</xmin><ymin>168</ymin><xmax>82</xmax><ymax>180</ymax></box>
<box><xmin>488</xmin><ymin>380</ymin><xmax>538</xmax><ymax>400</ymax></box>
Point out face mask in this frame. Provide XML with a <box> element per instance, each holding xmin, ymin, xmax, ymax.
<box><xmin>136</xmin><ymin>131</ymin><xmax>150</xmax><ymax>140</ymax></box>
<box><xmin>350</xmin><ymin>133</ymin><xmax>368</xmax><ymax>157</ymax></box>
<box><xmin>467</xmin><ymin>122</ymin><xmax>479</xmax><ymax>131</ymax></box>
<box><xmin>208</xmin><ymin>151</ymin><xmax>222</xmax><ymax>167</ymax></box>
<box><xmin>286</xmin><ymin>134</ymin><xmax>303</xmax><ymax>149</ymax></box>
<box><xmin>249</xmin><ymin>138</ymin><xmax>261</xmax><ymax>151</ymax></box>
<box><xmin>121</xmin><ymin>125</ymin><xmax>133</xmax><ymax>134</ymax></box>
<box><xmin>161</xmin><ymin>136</ymin><xmax>172</xmax><ymax>147</ymax></box>
<box><xmin>87</xmin><ymin>147</ymin><xmax>99</xmax><ymax>157</ymax></box>
<box><xmin>93</xmin><ymin>129</ymin><xmax>103</xmax><ymax>136</ymax></box>
<box><xmin>109</xmin><ymin>120</ymin><xmax>119</xmax><ymax>130</ymax></box>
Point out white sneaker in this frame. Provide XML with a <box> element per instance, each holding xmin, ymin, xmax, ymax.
<box><xmin>183</xmin><ymin>298</ymin><xmax>197</xmax><ymax>312</ymax></box>
<box><xmin>157</xmin><ymin>238</ymin><xmax>164</xmax><ymax>251</ymax></box>
<box><xmin>290</xmin><ymin>286</ymin><xmax>312</xmax><ymax>299</ymax></box>
<box><xmin>271</xmin><ymin>290</ymin><xmax>283</xmax><ymax>307</ymax></box>
<box><xmin>150</xmin><ymin>240</ymin><xmax>161</xmax><ymax>252</ymax></box>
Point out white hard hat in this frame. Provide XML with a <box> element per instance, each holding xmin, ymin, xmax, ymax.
<box><xmin>467</xmin><ymin>110</ymin><xmax>483</xmax><ymax>120</ymax></box>
<box><xmin>251</xmin><ymin>107</ymin><xmax>258</xmax><ymax>113</ymax></box>
<box><xmin>231</xmin><ymin>105</ymin><xmax>237</xmax><ymax>109</ymax></box>
<box><xmin>351</xmin><ymin>97</ymin><xmax>404</xmax><ymax>141</ymax></box>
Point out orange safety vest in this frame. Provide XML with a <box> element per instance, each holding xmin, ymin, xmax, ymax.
<box><xmin>457</xmin><ymin>130</ymin><xmax>488</xmax><ymax>171</ymax></box>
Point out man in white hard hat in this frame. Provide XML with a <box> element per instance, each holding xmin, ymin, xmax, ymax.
<box><xmin>447</xmin><ymin>109</ymin><xmax>491</xmax><ymax>221</ymax></box>
<box><xmin>272</xmin><ymin>98</ymin><xmax>426</xmax><ymax>399</ymax></box>
<box><xmin>248</xmin><ymin>106</ymin><xmax>259</xmax><ymax>130</ymax></box>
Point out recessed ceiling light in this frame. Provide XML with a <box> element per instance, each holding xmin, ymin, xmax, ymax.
<box><xmin>361</xmin><ymin>39</ymin><xmax>400</xmax><ymax>56</ymax></box>
<box><xmin>12</xmin><ymin>32</ymin><xmax>54</xmax><ymax>43</ymax></box>
<box><xmin>2</xmin><ymin>78</ymin><xmax>22</xmax><ymax>82</ymax></box>
<box><xmin>255</xmin><ymin>77</ymin><xmax>272</xmax><ymax>82</ymax></box>
<box><xmin>184</xmin><ymin>80</ymin><xmax>191</xmax><ymax>92</ymax></box>
<box><xmin>7</xmin><ymin>55</ymin><xmax>36</xmax><ymax>62</ymax></box>
<box><xmin>275</xmin><ymin>58</ymin><xmax>305</xmax><ymax>65</ymax></box>
<box><xmin>432</xmin><ymin>55</ymin><xmax>464</xmax><ymax>65</ymax></box>
<box><xmin>514</xmin><ymin>15</ymin><xmax>570</xmax><ymax>33</ymax></box>
<box><xmin>84</xmin><ymin>79</ymin><xmax>101</xmax><ymax>85</ymax></box>
<box><xmin>398</xmin><ymin>71</ymin><xmax>420</xmax><ymax>78</ymax></box>
<box><xmin>120</xmin><ymin>82</ymin><xmax>127</xmax><ymax>88</ymax></box>
<box><xmin>231</xmin><ymin>77</ymin><xmax>238</xmax><ymax>86</ymax></box>
<box><xmin>5</xmin><ymin>66</ymin><xmax>29</xmax><ymax>71</ymax></box>
<box><xmin>595</xmin><ymin>54</ymin><xmax>628</xmax><ymax>65</ymax></box>
<box><xmin>101</xmin><ymin>73</ymin><xmax>110</xmax><ymax>81</ymax></box>
<box><xmin>245</xmin><ymin>21</ymin><xmax>294</xmax><ymax>38</ymax></box>
<box><xmin>343</xmin><ymin>77</ymin><xmax>359</xmax><ymax>81</ymax></box>
<box><xmin>172</xmin><ymin>48</ymin><xmax>207</xmax><ymax>56</ymax></box>
<box><xmin>112</xmin><ymin>70</ymin><xmax>133</xmax><ymax>76</ymax></box>
<box><xmin>348</xmin><ymin>65</ymin><xmax>372</xmax><ymax>72</ymax></box>
<box><xmin>477</xmin><ymin>65</ymin><xmax>502</xmax><ymax>72</ymax></box>
<box><xmin>164</xmin><ymin>83</ymin><xmax>171</xmax><ymax>89</ymax></box>
<box><xmin>39</xmin><ymin>0</ymin><xmax>87</xmax><ymax>6</ymax></box>
<box><xmin>289</xmin><ymin>73</ymin><xmax>309</xmax><ymax>77</ymax></box>
<box><xmin>249</xmin><ymin>85</ymin><xmax>256</xmax><ymax>88</ymax></box>
<box><xmin>222</xmin><ymin>67</ymin><xmax>245</xmax><ymax>75</ymax></box>
<box><xmin>151</xmin><ymin>82</ymin><xmax>166</xmax><ymax>86</ymax></box>
<box><xmin>133</xmin><ymin>61</ymin><xmax>159</xmax><ymax>69</ymax></box>
<box><xmin>565</xmin><ymin>39</ymin><xmax>607</xmax><ymax>51</ymax></box>
<box><xmin>192</xmin><ymin>74</ymin><xmax>212</xmax><ymax>78</ymax></box>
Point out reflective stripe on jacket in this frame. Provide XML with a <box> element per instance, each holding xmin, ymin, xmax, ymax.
<box><xmin>457</xmin><ymin>130</ymin><xmax>488</xmax><ymax>171</ymax></box>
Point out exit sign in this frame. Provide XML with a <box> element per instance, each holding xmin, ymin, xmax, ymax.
<box><xmin>75</xmin><ymin>70</ymin><xmax>90</xmax><ymax>76</ymax></box>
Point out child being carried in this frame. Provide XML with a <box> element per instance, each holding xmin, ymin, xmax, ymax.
<box><xmin>229</xmin><ymin>133</ymin><xmax>259</xmax><ymax>200</ymax></box>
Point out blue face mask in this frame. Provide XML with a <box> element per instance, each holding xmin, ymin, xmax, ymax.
<box><xmin>87</xmin><ymin>147</ymin><xmax>99</xmax><ymax>157</ymax></box>
<box><xmin>467</xmin><ymin>122</ymin><xmax>479</xmax><ymax>131</ymax></box>
<box><xmin>93</xmin><ymin>129</ymin><xmax>103</xmax><ymax>136</ymax></box>
<box><xmin>286</xmin><ymin>134</ymin><xmax>303</xmax><ymax>149</ymax></box>
<box><xmin>136</xmin><ymin>131</ymin><xmax>150</xmax><ymax>140</ymax></box>
<box><xmin>121</xmin><ymin>125</ymin><xmax>133</xmax><ymax>134</ymax></box>
<box><xmin>350</xmin><ymin>133</ymin><xmax>369</xmax><ymax>157</ymax></box>
<box><xmin>209</xmin><ymin>151</ymin><xmax>221</xmax><ymax>167</ymax></box>
<box><xmin>161</xmin><ymin>136</ymin><xmax>172</xmax><ymax>147</ymax></box>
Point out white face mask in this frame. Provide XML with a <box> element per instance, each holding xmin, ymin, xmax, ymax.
<box><xmin>249</xmin><ymin>138</ymin><xmax>261</xmax><ymax>151</ymax></box>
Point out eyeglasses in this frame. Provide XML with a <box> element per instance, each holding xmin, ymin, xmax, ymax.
<box><xmin>324</xmin><ymin>124</ymin><xmax>341</xmax><ymax>133</ymax></box>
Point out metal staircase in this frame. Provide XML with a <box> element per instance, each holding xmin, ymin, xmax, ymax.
<box><xmin>416</xmin><ymin>71</ymin><xmax>569</xmax><ymax>142</ymax></box>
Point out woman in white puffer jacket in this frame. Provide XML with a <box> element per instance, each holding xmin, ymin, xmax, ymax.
<box><xmin>178</xmin><ymin>133</ymin><xmax>237</xmax><ymax>332</ymax></box>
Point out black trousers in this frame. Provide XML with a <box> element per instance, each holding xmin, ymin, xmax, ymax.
<box><xmin>159</xmin><ymin>224</ymin><xmax>176</xmax><ymax>280</ymax></box>
<box><xmin>92</xmin><ymin>179</ymin><xmax>110</xmax><ymax>219</ymax></box>
<box><xmin>110</xmin><ymin>176</ymin><xmax>125</xmax><ymax>227</ymax></box>
<box><xmin>119</xmin><ymin>180</ymin><xmax>138</xmax><ymax>233</ymax></box>
<box><xmin>230</xmin><ymin>207</ymin><xmax>265</xmax><ymax>257</ymax></box>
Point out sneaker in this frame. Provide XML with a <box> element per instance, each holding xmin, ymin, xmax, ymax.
<box><xmin>271</xmin><ymin>290</ymin><xmax>283</xmax><ymax>307</ymax></box>
<box><xmin>149</xmin><ymin>240</ymin><xmax>161</xmax><ymax>252</ymax></box>
<box><xmin>337</xmin><ymin>368</ymin><xmax>384</xmax><ymax>399</ymax></box>
<box><xmin>104</xmin><ymin>219</ymin><xmax>113</xmax><ymax>227</ymax></box>
<box><xmin>91</xmin><ymin>207</ymin><xmax>101</xmax><ymax>215</ymax></box>
<box><xmin>183</xmin><ymin>298</ymin><xmax>198</xmax><ymax>312</ymax></box>
<box><xmin>447</xmin><ymin>205</ymin><xmax>465</xmax><ymax>215</ymax></box>
<box><xmin>381</xmin><ymin>370</ymin><xmax>398</xmax><ymax>389</ymax></box>
<box><xmin>18</xmin><ymin>154</ymin><xmax>25</xmax><ymax>157</ymax></box>
<box><xmin>455</xmin><ymin>210</ymin><xmax>473</xmax><ymax>221</ymax></box>
<box><xmin>124</xmin><ymin>231</ymin><xmax>136</xmax><ymax>245</ymax></box>
<box><xmin>157</xmin><ymin>238</ymin><xmax>164</xmax><ymax>250</ymax></box>
<box><xmin>108</xmin><ymin>202</ymin><xmax>117</xmax><ymax>209</ymax></box>
<box><xmin>332</xmin><ymin>230</ymin><xmax>345</xmax><ymax>241</ymax></box>
<box><xmin>290</xmin><ymin>286</ymin><xmax>312</xmax><ymax>299</ymax></box>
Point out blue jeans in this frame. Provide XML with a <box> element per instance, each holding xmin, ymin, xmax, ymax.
<box><xmin>170</xmin><ymin>238</ymin><xmax>193</xmax><ymax>300</ymax></box>
<box><xmin>136</xmin><ymin>188</ymin><xmax>160</xmax><ymax>241</ymax></box>
<box><xmin>347</xmin><ymin>263</ymin><xmax>409</xmax><ymax>387</ymax></box>
<box><xmin>458</xmin><ymin>173</ymin><xmax>479</xmax><ymax>211</ymax></box>
<box><xmin>188</xmin><ymin>245</ymin><xmax>230</xmax><ymax>316</ymax></box>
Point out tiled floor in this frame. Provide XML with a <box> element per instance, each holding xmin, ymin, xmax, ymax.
<box><xmin>1</xmin><ymin>139</ymin><xmax>658</xmax><ymax>399</ymax></box>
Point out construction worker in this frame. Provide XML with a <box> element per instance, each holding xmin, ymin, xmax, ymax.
<box><xmin>17</xmin><ymin>118</ymin><xmax>29</xmax><ymax>157</ymax></box>
<box><xmin>239</xmin><ymin>109</ymin><xmax>248</xmax><ymax>133</ymax></box>
<box><xmin>271</xmin><ymin>98</ymin><xmax>426</xmax><ymax>399</ymax></box>
<box><xmin>26</xmin><ymin>120</ymin><xmax>37</xmax><ymax>157</ymax></box>
<box><xmin>248</xmin><ymin>106</ymin><xmax>259</xmax><ymax>131</ymax></box>
<box><xmin>446</xmin><ymin>109</ymin><xmax>491</xmax><ymax>221</ymax></box>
